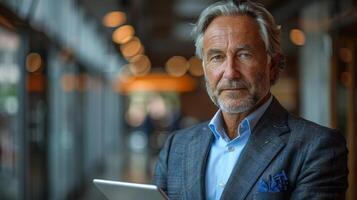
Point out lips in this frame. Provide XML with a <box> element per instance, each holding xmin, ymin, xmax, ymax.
<box><xmin>218</xmin><ymin>87</ymin><xmax>247</xmax><ymax>95</ymax></box>
<box><xmin>222</xmin><ymin>88</ymin><xmax>245</xmax><ymax>91</ymax></box>
<box><xmin>221</xmin><ymin>87</ymin><xmax>246</xmax><ymax>90</ymax></box>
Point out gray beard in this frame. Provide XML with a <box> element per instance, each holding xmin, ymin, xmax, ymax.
<box><xmin>218</xmin><ymin>94</ymin><xmax>256</xmax><ymax>113</ymax></box>
<box><xmin>205</xmin><ymin>80</ymin><xmax>258</xmax><ymax>114</ymax></box>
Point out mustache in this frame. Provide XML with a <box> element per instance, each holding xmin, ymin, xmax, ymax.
<box><xmin>217</xmin><ymin>79</ymin><xmax>250</xmax><ymax>93</ymax></box>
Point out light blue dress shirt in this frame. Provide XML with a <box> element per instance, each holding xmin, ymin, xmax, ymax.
<box><xmin>205</xmin><ymin>95</ymin><xmax>273</xmax><ymax>200</ymax></box>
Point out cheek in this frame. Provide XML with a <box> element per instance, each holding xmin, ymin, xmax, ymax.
<box><xmin>204</xmin><ymin>66</ymin><xmax>222</xmax><ymax>86</ymax></box>
<box><xmin>253</xmin><ymin>68</ymin><xmax>271</xmax><ymax>89</ymax></box>
<box><xmin>244</xmin><ymin>66</ymin><xmax>269</xmax><ymax>87</ymax></box>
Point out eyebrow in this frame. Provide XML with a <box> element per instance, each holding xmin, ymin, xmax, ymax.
<box><xmin>205</xmin><ymin>44</ymin><xmax>253</xmax><ymax>58</ymax></box>
<box><xmin>233</xmin><ymin>44</ymin><xmax>252</xmax><ymax>51</ymax></box>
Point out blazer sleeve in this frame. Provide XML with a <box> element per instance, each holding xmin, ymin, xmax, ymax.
<box><xmin>290</xmin><ymin>130</ymin><xmax>349</xmax><ymax>200</ymax></box>
<box><xmin>153</xmin><ymin>133</ymin><xmax>175</xmax><ymax>193</ymax></box>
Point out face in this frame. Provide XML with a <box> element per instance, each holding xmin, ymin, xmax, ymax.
<box><xmin>202</xmin><ymin>15</ymin><xmax>274</xmax><ymax>114</ymax></box>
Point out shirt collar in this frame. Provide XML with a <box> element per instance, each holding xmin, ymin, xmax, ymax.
<box><xmin>208</xmin><ymin>95</ymin><xmax>273</xmax><ymax>141</ymax></box>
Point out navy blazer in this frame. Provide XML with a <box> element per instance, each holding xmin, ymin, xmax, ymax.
<box><xmin>154</xmin><ymin>98</ymin><xmax>348</xmax><ymax>200</ymax></box>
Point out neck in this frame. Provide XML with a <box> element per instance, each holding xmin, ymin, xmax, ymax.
<box><xmin>222</xmin><ymin>93</ymin><xmax>271</xmax><ymax>139</ymax></box>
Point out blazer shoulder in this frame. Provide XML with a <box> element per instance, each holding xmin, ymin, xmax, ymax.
<box><xmin>287</xmin><ymin>114</ymin><xmax>346</xmax><ymax>144</ymax></box>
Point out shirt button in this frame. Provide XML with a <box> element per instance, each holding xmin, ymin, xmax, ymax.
<box><xmin>228</xmin><ymin>146</ymin><xmax>235</xmax><ymax>152</ymax></box>
<box><xmin>218</xmin><ymin>182</ymin><xmax>225</xmax><ymax>188</ymax></box>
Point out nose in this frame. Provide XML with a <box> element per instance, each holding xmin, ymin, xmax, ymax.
<box><xmin>223</xmin><ymin>56</ymin><xmax>241</xmax><ymax>79</ymax></box>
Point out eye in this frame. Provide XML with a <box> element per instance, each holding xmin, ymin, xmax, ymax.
<box><xmin>210</xmin><ymin>54</ymin><xmax>224</xmax><ymax>62</ymax></box>
<box><xmin>237</xmin><ymin>52</ymin><xmax>252</xmax><ymax>59</ymax></box>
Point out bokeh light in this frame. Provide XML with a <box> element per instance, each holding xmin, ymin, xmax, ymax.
<box><xmin>188</xmin><ymin>56</ymin><xmax>204</xmax><ymax>76</ymax></box>
<box><xmin>112</xmin><ymin>25</ymin><xmax>135</xmax><ymax>44</ymax></box>
<box><xmin>26</xmin><ymin>52</ymin><xmax>42</xmax><ymax>73</ymax></box>
<box><xmin>129</xmin><ymin>54</ymin><xmax>151</xmax><ymax>76</ymax></box>
<box><xmin>102</xmin><ymin>11</ymin><xmax>127</xmax><ymax>28</ymax></box>
<box><xmin>120</xmin><ymin>37</ymin><xmax>143</xmax><ymax>59</ymax></box>
<box><xmin>290</xmin><ymin>29</ymin><xmax>306</xmax><ymax>46</ymax></box>
<box><xmin>165</xmin><ymin>56</ymin><xmax>189</xmax><ymax>77</ymax></box>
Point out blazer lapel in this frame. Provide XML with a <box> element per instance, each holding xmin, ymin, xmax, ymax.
<box><xmin>184</xmin><ymin>125</ymin><xmax>213</xmax><ymax>200</ymax></box>
<box><xmin>220</xmin><ymin>98</ymin><xmax>290</xmax><ymax>200</ymax></box>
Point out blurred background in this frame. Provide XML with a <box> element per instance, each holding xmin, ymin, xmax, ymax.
<box><xmin>0</xmin><ymin>0</ymin><xmax>356</xmax><ymax>199</ymax></box>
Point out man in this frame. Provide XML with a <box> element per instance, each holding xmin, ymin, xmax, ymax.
<box><xmin>154</xmin><ymin>0</ymin><xmax>348</xmax><ymax>199</ymax></box>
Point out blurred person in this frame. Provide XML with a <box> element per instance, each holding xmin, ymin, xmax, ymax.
<box><xmin>154</xmin><ymin>0</ymin><xmax>348</xmax><ymax>199</ymax></box>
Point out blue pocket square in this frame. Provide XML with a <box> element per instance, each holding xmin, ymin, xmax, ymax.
<box><xmin>258</xmin><ymin>170</ymin><xmax>288</xmax><ymax>193</ymax></box>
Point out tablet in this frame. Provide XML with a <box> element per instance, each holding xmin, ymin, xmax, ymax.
<box><xmin>93</xmin><ymin>179</ymin><xmax>168</xmax><ymax>200</ymax></box>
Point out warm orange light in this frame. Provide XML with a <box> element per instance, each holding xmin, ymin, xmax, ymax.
<box><xmin>129</xmin><ymin>54</ymin><xmax>151</xmax><ymax>76</ymax></box>
<box><xmin>112</xmin><ymin>25</ymin><xmax>135</xmax><ymax>44</ymax></box>
<box><xmin>120</xmin><ymin>37</ymin><xmax>143</xmax><ymax>59</ymax></box>
<box><xmin>125</xmin><ymin>45</ymin><xmax>145</xmax><ymax>62</ymax></box>
<box><xmin>188</xmin><ymin>56</ymin><xmax>204</xmax><ymax>76</ymax></box>
<box><xmin>26</xmin><ymin>53</ymin><xmax>42</xmax><ymax>73</ymax></box>
<box><xmin>27</xmin><ymin>74</ymin><xmax>45</xmax><ymax>92</ymax></box>
<box><xmin>103</xmin><ymin>11</ymin><xmax>127</xmax><ymax>28</ymax></box>
<box><xmin>166</xmin><ymin>56</ymin><xmax>189</xmax><ymax>77</ymax></box>
<box><xmin>290</xmin><ymin>29</ymin><xmax>306</xmax><ymax>46</ymax></box>
<box><xmin>114</xmin><ymin>73</ymin><xmax>196</xmax><ymax>93</ymax></box>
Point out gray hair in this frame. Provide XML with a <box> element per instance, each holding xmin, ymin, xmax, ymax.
<box><xmin>192</xmin><ymin>0</ymin><xmax>285</xmax><ymax>70</ymax></box>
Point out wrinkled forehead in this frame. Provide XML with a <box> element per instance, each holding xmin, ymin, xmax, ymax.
<box><xmin>202</xmin><ymin>15</ymin><xmax>264</xmax><ymax>51</ymax></box>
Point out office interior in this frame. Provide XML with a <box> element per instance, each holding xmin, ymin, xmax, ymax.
<box><xmin>0</xmin><ymin>0</ymin><xmax>356</xmax><ymax>199</ymax></box>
